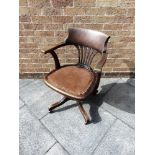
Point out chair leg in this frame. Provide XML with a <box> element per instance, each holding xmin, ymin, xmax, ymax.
<box><xmin>48</xmin><ymin>96</ymin><xmax>69</xmax><ymax>112</ymax></box>
<box><xmin>92</xmin><ymin>89</ymin><xmax>98</xmax><ymax>96</ymax></box>
<box><xmin>78</xmin><ymin>102</ymin><xmax>90</xmax><ymax>124</ymax></box>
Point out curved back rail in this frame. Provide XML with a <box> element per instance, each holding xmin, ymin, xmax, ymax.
<box><xmin>65</xmin><ymin>28</ymin><xmax>110</xmax><ymax>70</ymax></box>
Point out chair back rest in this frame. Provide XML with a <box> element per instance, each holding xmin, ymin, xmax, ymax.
<box><xmin>65</xmin><ymin>28</ymin><xmax>110</xmax><ymax>69</ymax></box>
<box><xmin>66</xmin><ymin>28</ymin><xmax>110</xmax><ymax>53</ymax></box>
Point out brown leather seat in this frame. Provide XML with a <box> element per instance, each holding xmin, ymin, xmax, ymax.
<box><xmin>45</xmin><ymin>66</ymin><xmax>95</xmax><ymax>99</ymax></box>
<box><xmin>42</xmin><ymin>28</ymin><xmax>110</xmax><ymax>124</ymax></box>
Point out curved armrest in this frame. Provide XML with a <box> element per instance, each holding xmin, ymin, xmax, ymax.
<box><xmin>41</xmin><ymin>42</ymin><xmax>67</xmax><ymax>69</ymax></box>
<box><xmin>41</xmin><ymin>42</ymin><xmax>66</xmax><ymax>54</ymax></box>
<box><xmin>94</xmin><ymin>53</ymin><xmax>108</xmax><ymax>73</ymax></box>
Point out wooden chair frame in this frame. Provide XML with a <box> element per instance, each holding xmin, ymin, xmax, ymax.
<box><xmin>41</xmin><ymin>28</ymin><xmax>110</xmax><ymax>124</ymax></box>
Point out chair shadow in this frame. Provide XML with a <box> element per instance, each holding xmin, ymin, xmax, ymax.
<box><xmin>85</xmin><ymin>79</ymin><xmax>135</xmax><ymax>124</ymax></box>
<box><xmin>50</xmin><ymin>79</ymin><xmax>135</xmax><ymax>125</ymax></box>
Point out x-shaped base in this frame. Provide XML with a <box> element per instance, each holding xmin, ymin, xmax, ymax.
<box><xmin>48</xmin><ymin>96</ymin><xmax>90</xmax><ymax>124</ymax></box>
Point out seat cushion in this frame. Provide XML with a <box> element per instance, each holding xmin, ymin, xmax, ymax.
<box><xmin>45</xmin><ymin>66</ymin><xmax>95</xmax><ymax>99</ymax></box>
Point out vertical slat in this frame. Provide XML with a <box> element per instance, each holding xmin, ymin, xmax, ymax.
<box><xmin>84</xmin><ymin>47</ymin><xmax>90</xmax><ymax>64</ymax></box>
<box><xmin>87</xmin><ymin>48</ymin><xmax>94</xmax><ymax>65</ymax></box>
<box><xmin>88</xmin><ymin>49</ymin><xmax>98</xmax><ymax>65</ymax></box>
<box><xmin>83</xmin><ymin>47</ymin><xmax>87</xmax><ymax>64</ymax></box>
<box><xmin>76</xmin><ymin>45</ymin><xmax>100</xmax><ymax>66</ymax></box>
<box><xmin>82</xmin><ymin>46</ymin><xmax>86</xmax><ymax>64</ymax></box>
<box><xmin>85</xmin><ymin>47</ymin><xmax>92</xmax><ymax>65</ymax></box>
<box><xmin>76</xmin><ymin>45</ymin><xmax>81</xmax><ymax>63</ymax></box>
<box><xmin>80</xmin><ymin>45</ymin><xmax>84</xmax><ymax>64</ymax></box>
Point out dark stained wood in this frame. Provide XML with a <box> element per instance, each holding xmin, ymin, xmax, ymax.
<box><xmin>75</xmin><ymin>45</ymin><xmax>98</xmax><ymax>66</ymax></box>
<box><xmin>78</xmin><ymin>102</ymin><xmax>90</xmax><ymax>124</ymax></box>
<box><xmin>66</xmin><ymin>28</ymin><xmax>110</xmax><ymax>53</ymax></box>
<box><xmin>48</xmin><ymin>96</ymin><xmax>69</xmax><ymax>112</ymax></box>
<box><xmin>41</xmin><ymin>42</ymin><xmax>66</xmax><ymax>69</ymax></box>
<box><xmin>42</xmin><ymin>28</ymin><xmax>110</xmax><ymax>124</ymax></box>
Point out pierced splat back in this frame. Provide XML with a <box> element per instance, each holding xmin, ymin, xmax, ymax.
<box><xmin>65</xmin><ymin>28</ymin><xmax>110</xmax><ymax>70</ymax></box>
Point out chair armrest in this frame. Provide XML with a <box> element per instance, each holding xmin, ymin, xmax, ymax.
<box><xmin>41</xmin><ymin>42</ymin><xmax>66</xmax><ymax>54</ymax></box>
<box><xmin>94</xmin><ymin>53</ymin><xmax>108</xmax><ymax>72</ymax></box>
<box><xmin>41</xmin><ymin>42</ymin><xmax>67</xmax><ymax>69</ymax></box>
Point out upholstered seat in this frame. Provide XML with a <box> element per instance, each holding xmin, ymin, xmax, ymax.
<box><xmin>42</xmin><ymin>28</ymin><xmax>110</xmax><ymax>124</ymax></box>
<box><xmin>45</xmin><ymin>66</ymin><xmax>95</xmax><ymax>99</ymax></box>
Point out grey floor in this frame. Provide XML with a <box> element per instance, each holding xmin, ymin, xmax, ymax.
<box><xmin>19</xmin><ymin>78</ymin><xmax>135</xmax><ymax>155</ymax></box>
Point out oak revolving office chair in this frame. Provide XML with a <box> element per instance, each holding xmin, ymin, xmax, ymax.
<box><xmin>41</xmin><ymin>28</ymin><xmax>110</xmax><ymax>124</ymax></box>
